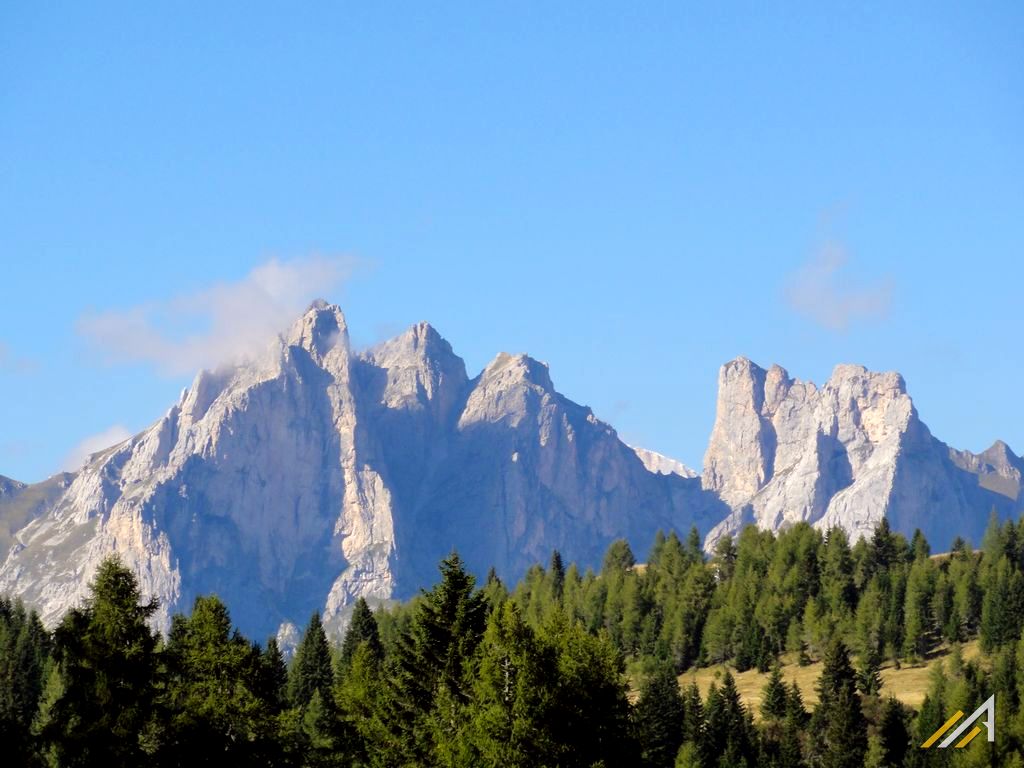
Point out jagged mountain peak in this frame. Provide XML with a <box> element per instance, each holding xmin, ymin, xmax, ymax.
<box><xmin>363</xmin><ymin>321</ymin><xmax>461</xmax><ymax>369</ymax></box>
<box><xmin>479</xmin><ymin>352</ymin><xmax>554</xmax><ymax>390</ymax></box>
<box><xmin>702</xmin><ymin>355</ymin><xmax>1020</xmax><ymax>551</ymax></box>
<box><xmin>825</xmin><ymin>362</ymin><xmax>907</xmax><ymax>397</ymax></box>
<box><xmin>982</xmin><ymin>439</ymin><xmax>1021</xmax><ymax>466</ymax></box>
<box><xmin>457</xmin><ymin>353</ymin><xmax>561</xmax><ymax>431</ymax></box>
<box><xmin>283</xmin><ymin>299</ymin><xmax>349</xmax><ymax>361</ymax></box>
<box><xmin>359</xmin><ymin>322</ymin><xmax>468</xmax><ymax>416</ymax></box>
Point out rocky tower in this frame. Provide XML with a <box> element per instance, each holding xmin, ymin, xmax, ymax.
<box><xmin>701</xmin><ymin>357</ymin><xmax>1023</xmax><ymax>550</ymax></box>
<box><xmin>0</xmin><ymin>302</ymin><xmax>719</xmax><ymax>639</ymax></box>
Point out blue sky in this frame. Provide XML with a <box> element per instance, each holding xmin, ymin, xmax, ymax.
<box><xmin>1</xmin><ymin>3</ymin><xmax>1022</xmax><ymax>482</ymax></box>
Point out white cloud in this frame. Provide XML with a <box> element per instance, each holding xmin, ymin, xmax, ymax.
<box><xmin>61</xmin><ymin>424</ymin><xmax>133</xmax><ymax>472</ymax></box>
<box><xmin>783</xmin><ymin>244</ymin><xmax>893</xmax><ymax>331</ymax></box>
<box><xmin>77</xmin><ymin>255</ymin><xmax>354</xmax><ymax>375</ymax></box>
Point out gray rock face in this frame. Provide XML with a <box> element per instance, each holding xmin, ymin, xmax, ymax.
<box><xmin>0</xmin><ymin>473</ymin><xmax>74</xmax><ymax>562</ymax></box>
<box><xmin>702</xmin><ymin>358</ymin><xmax>1023</xmax><ymax>551</ymax></box>
<box><xmin>0</xmin><ymin>302</ymin><xmax>722</xmax><ymax>638</ymax></box>
<box><xmin>2</xmin><ymin>315</ymin><xmax>1017</xmax><ymax>639</ymax></box>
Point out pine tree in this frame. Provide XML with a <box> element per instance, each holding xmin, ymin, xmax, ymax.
<box><xmin>259</xmin><ymin>637</ymin><xmax>289</xmax><ymax>711</ymax></box>
<box><xmin>334</xmin><ymin>640</ymin><xmax>389</xmax><ymax>767</ymax></box>
<box><xmin>31</xmin><ymin>662</ymin><xmax>64</xmax><ymax>766</ymax></box>
<box><xmin>161</xmin><ymin>595</ymin><xmax>282</xmax><ymax>765</ymax></box>
<box><xmin>810</xmin><ymin>639</ymin><xmax>867</xmax><ymax>768</ymax></box>
<box><xmin>868</xmin><ymin>519</ymin><xmax>900</xmax><ymax>576</ymax></box>
<box><xmin>680</xmin><ymin>682</ymin><xmax>705</xmax><ymax>752</ymax></box>
<box><xmin>760</xmin><ymin>662</ymin><xmax>788</xmax><ymax>721</ymax></box>
<box><xmin>821</xmin><ymin>527</ymin><xmax>856</xmax><ymax>619</ymax></box>
<box><xmin>289</xmin><ymin>612</ymin><xmax>335</xmax><ymax>709</ymax></box>
<box><xmin>546</xmin><ymin>612</ymin><xmax>637</xmax><ymax>766</ymax></box>
<box><xmin>878</xmin><ymin>695</ymin><xmax>910</xmax><ymax>767</ymax></box>
<box><xmin>902</xmin><ymin>557</ymin><xmax>935</xmax><ymax>660</ymax></box>
<box><xmin>910</xmin><ymin>529</ymin><xmax>930</xmax><ymax>560</ymax></box>
<box><xmin>705</xmin><ymin>671</ymin><xmax>757</xmax><ymax>767</ymax></box>
<box><xmin>549</xmin><ymin>550</ymin><xmax>566</xmax><ymax>601</ymax></box>
<box><xmin>980</xmin><ymin>555</ymin><xmax>1024</xmax><ymax>651</ymax></box>
<box><xmin>0</xmin><ymin>599</ymin><xmax>52</xmax><ymax>763</ymax></box>
<box><xmin>982</xmin><ymin>508</ymin><xmax>1005</xmax><ymax>560</ymax></box>
<box><xmin>856</xmin><ymin>645</ymin><xmax>883</xmax><ymax>696</ymax></box>
<box><xmin>603</xmin><ymin>539</ymin><xmax>637</xmax><ymax>573</ymax></box>
<box><xmin>786</xmin><ymin>681</ymin><xmax>806</xmax><ymax>723</ymax></box>
<box><xmin>712</xmin><ymin>536</ymin><xmax>737</xmax><ymax>582</ymax></box>
<box><xmin>760</xmin><ymin>674</ymin><xmax>807</xmax><ymax>768</ymax></box>
<box><xmin>635</xmin><ymin>663</ymin><xmax>685</xmax><ymax>768</ymax></box>
<box><xmin>41</xmin><ymin>556</ymin><xmax>158</xmax><ymax>767</ymax></box>
<box><xmin>388</xmin><ymin>551</ymin><xmax>488</xmax><ymax>764</ymax></box>
<box><xmin>338</xmin><ymin>598</ymin><xmax>382</xmax><ymax>674</ymax></box>
<box><xmin>468</xmin><ymin>601</ymin><xmax>558</xmax><ymax>767</ymax></box>
<box><xmin>686</xmin><ymin>526</ymin><xmax>704</xmax><ymax>565</ymax></box>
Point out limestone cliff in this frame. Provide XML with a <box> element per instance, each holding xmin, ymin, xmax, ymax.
<box><xmin>0</xmin><ymin>302</ymin><xmax>721</xmax><ymax>639</ymax></box>
<box><xmin>702</xmin><ymin>357</ymin><xmax>1023</xmax><ymax>550</ymax></box>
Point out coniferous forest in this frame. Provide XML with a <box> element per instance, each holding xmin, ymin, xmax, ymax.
<box><xmin>5</xmin><ymin>513</ymin><xmax>1024</xmax><ymax>767</ymax></box>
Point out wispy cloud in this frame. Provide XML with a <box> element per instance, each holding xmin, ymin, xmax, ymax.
<box><xmin>77</xmin><ymin>256</ymin><xmax>354</xmax><ymax>375</ymax></box>
<box><xmin>61</xmin><ymin>424</ymin><xmax>133</xmax><ymax>472</ymax></box>
<box><xmin>0</xmin><ymin>342</ymin><xmax>39</xmax><ymax>375</ymax></box>
<box><xmin>783</xmin><ymin>244</ymin><xmax>893</xmax><ymax>331</ymax></box>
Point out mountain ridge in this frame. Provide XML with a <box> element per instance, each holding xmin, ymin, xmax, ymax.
<box><xmin>0</xmin><ymin>302</ymin><xmax>725</xmax><ymax>640</ymax></box>
<box><xmin>1</xmin><ymin>302</ymin><xmax>1019</xmax><ymax>640</ymax></box>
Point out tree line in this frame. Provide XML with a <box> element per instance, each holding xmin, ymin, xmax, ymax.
<box><xmin>3</xmin><ymin>511</ymin><xmax>1024</xmax><ymax>766</ymax></box>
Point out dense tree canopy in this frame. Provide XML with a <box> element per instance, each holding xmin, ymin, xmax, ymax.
<box><xmin>6</xmin><ymin>512</ymin><xmax>1024</xmax><ymax>765</ymax></box>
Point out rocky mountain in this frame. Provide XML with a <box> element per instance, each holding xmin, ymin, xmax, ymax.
<box><xmin>1</xmin><ymin>306</ymin><xmax>1018</xmax><ymax>641</ymax></box>
<box><xmin>701</xmin><ymin>357</ymin><xmax>1023</xmax><ymax>551</ymax></box>
<box><xmin>630</xmin><ymin>447</ymin><xmax>698</xmax><ymax>479</ymax></box>
<box><xmin>0</xmin><ymin>473</ymin><xmax>74</xmax><ymax>561</ymax></box>
<box><xmin>0</xmin><ymin>302</ymin><xmax>724</xmax><ymax>640</ymax></box>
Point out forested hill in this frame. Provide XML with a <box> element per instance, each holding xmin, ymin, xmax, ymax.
<box><xmin>5</xmin><ymin>512</ymin><xmax>1024</xmax><ymax>766</ymax></box>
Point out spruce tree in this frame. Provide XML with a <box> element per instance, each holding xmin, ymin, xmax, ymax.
<box><xmin>821</xmin><ymin>526</ymin><xmax>856</xmax><ymax>618</ymax></box>
<box><xmin>705</xmin><ymin>672</ymin><xmax>757</xmax><ymax>767</ymax></box>
<box><xmin>603</xmin><ymin>539</ymin><xmax>637</xmax><ymax>573</ymax></box>
<box><xmin>760</xmin><ymin>662</ymin><xmax>788</xmax><ymax>721</ymax></box>
<box><xmin>161</xmin><ymin>595</ymin><xmax>281</xmax><ymax>765</ymax></box>
<box><xmin>856</xmin><ymin>645</ymin><xmax>883</xmax><ymax>696</ymax></box>
<box><xmin>42</xmin><ymin>556</ymin><xmax>158</xmax><ymax>768</ymax></box>
<box><xmin>289</xmin><ymin>612</ymin><xmax>335</xmax><ymax>708</ymax></box>
<box><xmin>0</xmin><ymin>599</ymin><xmax>51</xmax><ymax>763</ymax></box>
<box><xmin>549</xmin><ymin>550</ymin><xmax>566</xmax><ymax>601</ymax></box>
<box><xmin>810</xmin><ymin>639</ymin><xmax>867</xmax><ymax>768</ymax></box>
<box><xmin>259</xmin><ymin>637</ymin><xmax>289</xmax><ymax>710</ymax></box>
<box><xmin>980</xmin><ymin>555</ymin><xmax>1024</xmax><ymax>651</ymax></box>
<box><xmin>685</xmin><ymin>526</ymin><xmax>704</xmax><ymax>565</ymax></box>
<box><xmin>338</xmin><ymin>597</ymin><xmax>382</xmax><ymax>674</ymax></box>
<box><xmin>786</xmin><ymin>681</ymin><xmax>806</xmax><ymax>723</ymax></box>
<box><xmin>546</xmin><ymin>612</ymin><xmax>637</xmax><ymax>766</ymax></box>
<box><xmin>680</xmin><ymin>681</ymin><xmax>705</xmax><ymax>752</ymax></box>
<box><xmin>868</xmin><ymin>518</ymin><xmax>900</xmax><ymax>576</ymax></box>
<box><xmin>388</xmin><ymin>551</ymin><xmax>487</xmax><ymax>763</ymax></box>
<box><xmin>902</xmin><ymin>557</ymin><xmax>935</xmax><ymax>660</ymax></box>
<box><xmin>334</xmin><ymin>641</ymin><xmax>388</xmax><ymax>767</ymax></box>
<box><xmin>635</xmin><ymin>663</ymin><xmax>685</xmax><ymax>768</ymax></box>
<box><xmin>910</xmin><ymin>529</ymin><xmax>930</xmax><ymax>560</ymax></box>
<box><xmin>878</xmin><ymin>695</ymin><xmax>910</xmax><ymax>768</ymax></box>
<box><xmin>469</xmin><ymin>601</ymin><xmax>558</xmax><ymax>767</ymax></box>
